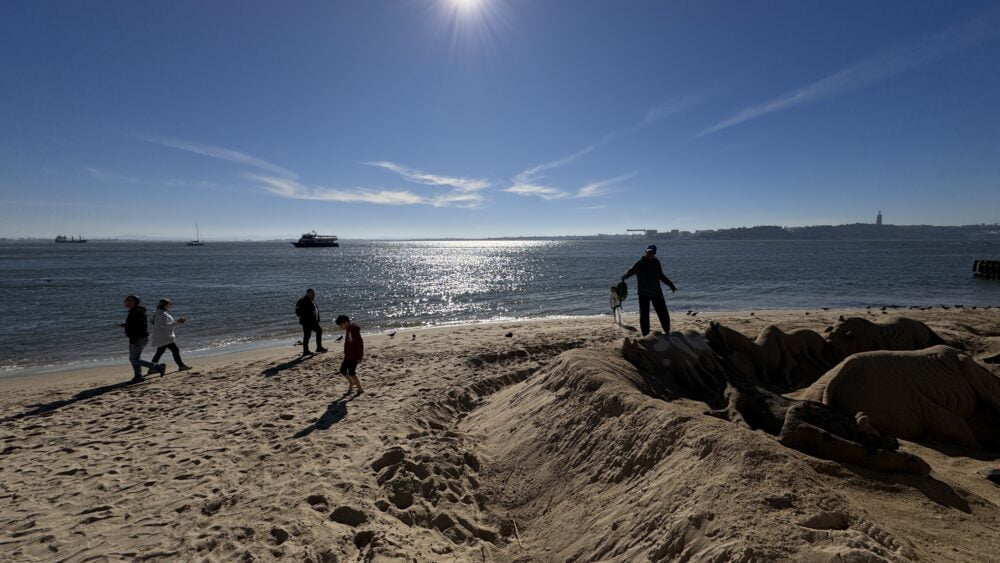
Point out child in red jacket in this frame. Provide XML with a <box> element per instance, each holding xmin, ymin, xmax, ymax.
<box><xmin>335</xmin><ymin>315</ymin><xmax>364</xmax><ymax>394</ymax></box>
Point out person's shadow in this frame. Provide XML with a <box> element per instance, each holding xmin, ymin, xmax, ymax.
<box><xmin>292</xmin><ymin>392</ymin><xmax>354</xmax><ymax>438</ymax></box>
<box><xmin>261</xmin><ymin>354</ymin><xmax>312</xmax><ymax>377</ymax></box>
<box><xmin>3</xmin><ymin>379</ymin><xmax>141</xmax><ymax>421</ymax></box>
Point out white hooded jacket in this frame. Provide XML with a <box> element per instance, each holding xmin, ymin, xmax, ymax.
<box><xmin>150</xmin><ymin>309</ymin><xmax>178</xmax><ymax>348</ymax></box>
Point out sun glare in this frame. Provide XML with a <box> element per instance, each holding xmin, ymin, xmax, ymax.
<box><xmin>451</xmin><ymin>0</ymin><xmax>480</xmax><ymax>12</ymax></box>
<box><xmin>436</xmin><ymin>0</ymin><xmax>508</xmax><ymax>61</ymax></box>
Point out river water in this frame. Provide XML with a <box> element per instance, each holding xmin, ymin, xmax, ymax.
<box><xmin>2</xmin><ymin>239</ymin><xmax>999</xmax><ymax>374</ymax></box>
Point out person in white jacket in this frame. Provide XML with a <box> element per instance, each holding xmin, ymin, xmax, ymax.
<box><xmin>148</xmin><ymin>298</ymin><xmax>192</xmax><ymax>374</ymax></box>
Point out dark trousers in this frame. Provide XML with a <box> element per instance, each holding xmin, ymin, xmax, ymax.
<box><xmin>638</xmin><ymin>295</ymin><xmax>670</xmax><ymax>336</ymax></box>
<box><xmin>302</xmin><ymin>323</ymin><xmax>322</xmax><ymax>352</ymax></box>
<box><xmin>151</xmin><ymin>342</ymin><xmax>184</xmax><ymax>366</ymax></box>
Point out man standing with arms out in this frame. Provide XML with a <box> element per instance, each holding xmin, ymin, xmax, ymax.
<box><xmin>296</xmin><ymin>288</ymin><xmax>327</xmax><ymax>355</ymax></box>
<box><xmin>121</xmin><ymin>294</ymin><xmax>165</xmax><ymax>382</ymax></box>
<box><xmin>621</xmin><ymin>244</ymin><xmax>677</xmax><ymax>336</ymax></box>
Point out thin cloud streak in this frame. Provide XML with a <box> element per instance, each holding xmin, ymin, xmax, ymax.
<box><xmin>505</xmin><ymin>173</ymin><xmax>635</xmax><ymax>201</ymax></box>
<box><xmin>515</xmin><ymin>97</ymin><xmax>700</xmax><ymax>184</ymax></box>
<box><xmin>699</xmin><ymin>8</ymin><xmax>1000</xmax><ymax>136</ymax></box>
<box><xmin>365</xmin><ymin>161</ymin><xmax>491</xmax><ymax>191</ymax></box>
<box><xmin>250</xmin><ymin>175</ymin><xmax>485</xmax><ymax>208</ymax></box>
<box><xmin>85</xmin><ymin>166</ymin><xmax>140</xmax><ymax>184</ymax></box>
<box><xmin>140</xmin><ymin>136</ymin><xmax>298</xmax><ymax>179</ymax></box>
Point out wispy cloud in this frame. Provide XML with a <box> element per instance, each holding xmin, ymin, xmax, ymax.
<box><xmin>365</xmin><ymin>161</ymin><xmax>490</xmax><ymax>191</ymax></box>
<box><xmin>505</xmin><ymin>173</ymin><xmax>634</xmax><ymax>201</ymax></box>
<box><xmin>140</xmin><ymin>136</ymin><xmax>298</xmax><ymax>179</ymax></box>
<box><xmin>699</xmin><ymin>8</ymin><xmax>1000</xmax><ymax>136</ymax></box>
<box><xmin>515</xmin><ymin>97</ymin><xmax>700</xmax><ymax>184</ymax></box>
<box><xmin>141</xmin><ymin>136</ymin><xmax>487</xmax><ymax>208</ymax></box>
<box><xmin>576</xmin><ymin>173</ymin><xmax>635</xmax><ymax>198</ymax></box>
<box><xmin>504</xmin><ymin>183</ymin><xmax>567</xmax><ymax>200</ymax></box>
<box><xmin>507</xmin><ymin>98</ymin><xmax>694</xmax><ymax>202</ymax></box>
<box><xmin>85</xmin><ymin>166</ymin><xmax>140</xmax><ymax>184</ymax></box>
<box><xmin>249</xmin><ymin>175</ymin><xmax>485</xmax><ymax>208</ymax></box>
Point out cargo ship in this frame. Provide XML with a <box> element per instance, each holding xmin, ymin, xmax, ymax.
<box><xmin>55</xmin><ymin>235</ymin><xmax>88</xmax><ymax>243</ymax></box>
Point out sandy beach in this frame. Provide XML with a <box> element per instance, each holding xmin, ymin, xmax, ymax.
<box><xmin>2</xmin><ymin>308</ymin><xmax>1000</xmax><ymax>562</ymax></box>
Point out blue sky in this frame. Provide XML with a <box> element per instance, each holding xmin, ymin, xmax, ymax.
<box><xmin>1</xmin><ymin>1</ymin><xmax>998</xmax><ymax>239</ymax></box>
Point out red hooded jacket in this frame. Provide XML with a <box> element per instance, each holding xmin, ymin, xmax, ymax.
<box><xmin>344</xmin><ymin>323</ymin><xmax>364</xmax><ymax>361</ymax></box>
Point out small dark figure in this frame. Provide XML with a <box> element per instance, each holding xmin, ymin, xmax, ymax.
<box><xmin>609</xmin><ymin>286</ymin><xmax>623</xmax><ymax>325</ymax></box>
<box><xmin>295</xmin><ymin>288</ymin><xmax>327</xmax><ymax>355</ymax></box>
<box><xmin>336</xmin><ymin>315</ymin><xmax>364</xmax><ymax>394</ymax></box>
<box><xmin>621</xmin><ymin>244</ymin><xmax>677</xmax><ymax>336</ymax></box>
<box><xmin>120</xmin><ymin>294</ymin><xmax>165</xmax><ymax>382</ymax></box>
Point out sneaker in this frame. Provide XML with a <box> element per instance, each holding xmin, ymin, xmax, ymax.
<box><xmin>146</xmin><ymin>368</ymin><xmax>157</xmax><ymax>376</ymax></box>
<box><xmin>316</xmin><ymin>347</ymin><xmax>329</xmax><ymax>353</ymax></box>
<box><xmin>131</xmin><ymin>375</ymin><xmax>144</xmax><ymax>383</ymax></box>
<box><xmin>302</xmin><ymin>349</ymin><xmax>313</xmax><ymax>356</ymax></box>
<box><xmin>177</xmin><ymin>364</ymin><xmax>193</xmax><ymax>371</ymax></box>
<box><xmin>157</xmin><ymin>364</ymin><xmax>167</xmax><ymax>377</ymax></box>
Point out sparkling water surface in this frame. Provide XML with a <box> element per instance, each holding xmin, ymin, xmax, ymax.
<box><xmin>2</xmin><ymin>239</ymin><xmax>999</xmax><ymax>374</ymax></box>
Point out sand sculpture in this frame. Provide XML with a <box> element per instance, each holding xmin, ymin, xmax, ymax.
<box><xmin>704</xmin><ymin>321</ymin><xmax>833</xmax><ymax>390</ymax></box>
<box><xmin>622</xmin><ymin>331</ymin><xmax>931</xmax><ymax>475</ymax></box>
<box><xmin>798</xmin><ymin>345</ymin><xmax>1000</xmax><ymax>451</ymax></box>
<box><xmin>823</xmin><ymin>315</ymin><xmax>945</xmax><ymax>361</ymax></box>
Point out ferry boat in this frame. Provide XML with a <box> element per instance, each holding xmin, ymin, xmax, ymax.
<box><xmin>292</xmin><ymin>231</ymin><xmax>339</xmax><ymax>248</ymax></box>
<box><xmin>55</xmin><ymin>235</ymin><xmax>88</xmax><ymax>243</ymax></box>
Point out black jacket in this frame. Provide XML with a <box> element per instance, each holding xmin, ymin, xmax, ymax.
<box><xmin>123</xmin><ymin>306</ymin><xmax>149</xmax><ymax>343</ymax></box>
<box><xmin>296</xmin><ymin>295</ymin><xmax>320</xmax><ymax>326</ymax></box>
<box><xmin>622</xmin><ymin>257</ymin><xmax>676</xmax><ymax>298</ymax></box>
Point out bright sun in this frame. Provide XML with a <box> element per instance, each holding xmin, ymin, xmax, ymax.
<box><xmin>451</xmin><ymin>0</ymin><xmax>481</xmax><ymax>12</ymax></box>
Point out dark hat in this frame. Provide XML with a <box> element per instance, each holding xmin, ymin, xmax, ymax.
<box><xmin>125</xmin><ymin>294</ymin><xmax>141</xmax><ymax>304</ymax></box>
<box><xmin>645</xmin><ymin>244</ymin><xmax>657</xmax><ymax>254</ymax></box>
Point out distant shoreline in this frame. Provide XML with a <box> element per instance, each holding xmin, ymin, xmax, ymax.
<box><xmin>3</xmin><ymin>222</ymin><xmax>1000</xmax><ymax>242</ymax></box>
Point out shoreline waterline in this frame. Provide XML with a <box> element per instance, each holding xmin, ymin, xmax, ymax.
<box><xmin>4</xmin><ymin>306</ymin><xmax>978</xmax><ymax>383</ymax></box>
<box><xmin>0</xmin><ymin>313</ymin><xmax>615</xmax><ymax>381</ymax></box>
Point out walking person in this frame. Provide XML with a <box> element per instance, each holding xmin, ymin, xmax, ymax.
<box><xmin>296</xmin><ymin>288</ymin><xmax>327</xmax><ymax>355</ymax></box>
<box><xmin>149</xmin><ymin>298</ymin><xmax>192</xmax><ymax>374</ymax></box>
<box><xmin>121</xmin><ymin>294</ymin><xmax>165</xmax><ymax>382</ymax></box>
<box><xmin>609</xmin><ymin>285</ymin><xmax>623</xmax><ymax>325</ymax></box>
<box><xmin>335</xmin><ymin>315</ymin><xmax>364</xmax><ymax>394</ymax></box>
<box><xmin>621</xmin><ymin>244</ymin><xmax>677</xmax><ymax>336</ymax></box>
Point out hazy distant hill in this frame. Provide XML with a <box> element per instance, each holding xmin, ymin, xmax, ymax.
<box><xmin>692</xmin><ymin>223</ymin><xmax>1000</xmax><ymax>240</ymax></box>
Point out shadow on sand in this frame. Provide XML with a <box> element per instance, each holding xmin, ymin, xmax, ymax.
<box><xmin>842</xmin><ymin>463</ymin><xmax>973</xmax><ymax>513</ymax></box>
<box><xmin>3</xmin><ymin>379</ymin><xmax>141</xmax><ymax>421</ymax></box>
<box><xmin>261</xmin><ymin>353</ymin><xmax>313</xmax><ymax>377</ymax></box>
<box><xmin>292</xmin><ymin>392</ymin><xmax>355</xmax><ymax>438</ymax></box>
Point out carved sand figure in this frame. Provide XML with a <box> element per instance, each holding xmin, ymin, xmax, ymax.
<box><xmin>704</xmin><ymin>321</ymin><xmax>833</xmax><ymax>390</ymax></box>
<box><xmin>823</xmin><ymin>315</ymin><xmax>946</xmax><ymax>362</ymax></box>
<box><xmin>798</xmin><ymin>345</ymin><xmax>1000</xmax><ymax>451</ymax></box>
<box><xmin>621</xmin><ymin>331</ymin><xmax>930</xmax><ymax>474</ymax></box>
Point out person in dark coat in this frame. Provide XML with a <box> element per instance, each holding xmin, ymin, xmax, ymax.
<box><xmin>621</xmin><ymin>244</ymin><xmax>677</xmax><ymax>336</ymax></box>
<box><xmin>121</xmin><ymin>294</ymin><xmax>165</xmax><ymax>382</ymax></box>
<box><xmin>296</xmin><ymin>288</ymin><xmax>327</xmax><ymax>355</ymax></box>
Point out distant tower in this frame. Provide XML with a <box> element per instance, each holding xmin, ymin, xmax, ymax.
<box><xmin>876</xmin><ymin>211</ymin><xmax>883</xmax><ymax>226</ymax></box>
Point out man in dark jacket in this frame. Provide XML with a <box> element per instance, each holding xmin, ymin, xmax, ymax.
<box><xmin>621</xmin><ymin>245</ymin><xmax>677</xmax><ymax>336</ymax></box>
<box><xmin>296</xmin><ymin>288</ymin><xmax>327</xmax><ymax>355</ymax></box>
<box><xmin>122</xmin><ymin>294</ymin><xmax>165</xmax><ymax>382</ymax></box>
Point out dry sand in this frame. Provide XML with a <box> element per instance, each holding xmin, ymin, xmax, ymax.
<box><xmin>2</xmin><ymin>308</ymin><xmax>999</xmax><ymax>561</ymax></box>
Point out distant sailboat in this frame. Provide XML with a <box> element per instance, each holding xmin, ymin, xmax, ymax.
<box><xmin>186</xmin><ymin>224</ymin><xmax>205</xmax><ymax>246</ymax></box>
